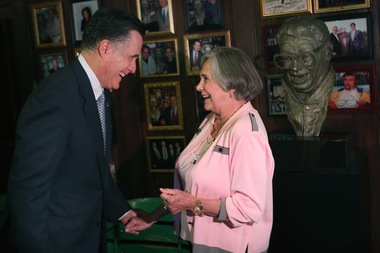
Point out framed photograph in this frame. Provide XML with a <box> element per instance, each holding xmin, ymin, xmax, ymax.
<box><xmin>314</xmin><ymin>0</ymin><xmax>370</xmax><ymax>13</ymax></box>
<box><xmin>30</xmin><ymin>1</ymin><xmax>66</xmax><ymax>48</ymax></box>
<box><xmin>328</xmin><ymin>65</ymin><xmax>376</xmax><ymax>114</ymax></box>
<box><xmin>71</xmin><ymin>0</ymin><xmax>99</xmax><ymax>42</ymax></box>
<box><xmin>261</xmin><ymin>0</ymin><xmax>312</xmax><ymax>18</ymax></box>
<box><xmin>184</xmin><ymin>0</ymin><xmax>224</xmax><ymax>32</ymax></box>
<box><xmin>144</xmin><ymin>81</ymin><xmax>184</xmax><ymax>131</ymax></box>
<box><xmin>184</xmin><ymin>30</ymin><xmax>231</xmax><ymax>76</ymax></box>
<box><xmin>262</xmin><ymin>24</ymin><xmax>281</xmax><ymax>67</ymax></box>
<box><xmin>136</xmin><ymin>0</ymin><xmax>174</xmax><ymax>36</ymax></box>
<box><xmin>38</xmin><ymin>50</ymin><xmax>67</xmax><ymax>80</ymax></box>
<box><xmin>139</xmin><ymin>38</ymin><xmax>179</xmax><ymax>78</ymax></box>
<box><xmin>266</xmin><ymin>74</ymin><xmax>287</xmax><ymax>116</ymax></box>
<box><xmin>146</xmin><ymin>136</ymin><xmax>186</xmax><ymax>172</ymax></box>
<box><xmin>321</xmin><ymin>13</ymin><xmax>372</xmax><ymax>61</ymax></box>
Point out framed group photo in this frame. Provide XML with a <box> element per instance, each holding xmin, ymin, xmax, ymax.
<box><xmin>321</xmin><ymin>13</ymin><xmax>372</xmax><ymax>61</ymax></box>
<box><xmin>328</xmin><ymin>65</ymin><xmax>376</xmax><ymax>114</ymax></box>
<box><xmin>144</xmin><ymin>81</ymin><xmax>184</xmax><ymax>131</ymax></box>
<box><xmin>260</xmin><ymin>0</ymin><xmax>312</xmax><ymax>18</ymax></box>
<box><xmin>184</xmin><ymin>30</ymin><xmax>231</xmax><ymax>76</ymax></box>
<box><xmin>184</xmin><ymin>0</ymin><xmax>224</xmax><ymax>32</ymax></box>
<box><xmin>136</xmin><ymin>0</ymin><xmax>174</xmax><ymax>36</ymax></box>
<box><xmin>146</xmin><ymin>136</ymin><xmax>186</xmax><ymax>172</ymax></box>
<box><xmin>30</xmin><ymin>1</ymin><xmax>66</xmax><ymax>48</ymax></box>
<box><xmin>71</xmin><ymin>0</ymin><xmax>99</xmax><ymax>42</ymax></box>
<box><xmin>37</xmin><ymin>50</ymin><xmax>67</xmax><ymax>80</ymax></box>
<box><xmin>139</xmin><ymin>38</ymin><xmax>179</xmax><ymax>78</ymax></box>
<box><xmin>314</xmin><ymin>0</ymin><xmax>370</xmax><ymax>13</ymax></box>
<box><xmin>265</xmin><ymin>74</ymin><xmax>287</xmax><ymax>116</ymax></box>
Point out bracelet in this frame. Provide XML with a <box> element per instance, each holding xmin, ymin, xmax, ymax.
<box><xmin>192</xmin><ymin>198</ymin><xmax>204</xmax><ymax>216</ymax></box>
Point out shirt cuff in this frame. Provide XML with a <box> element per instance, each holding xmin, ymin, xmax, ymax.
<box><xmin>118</xmin><ymin>209</ymin><xmax>132</xmax><ymax>221</ymax></box>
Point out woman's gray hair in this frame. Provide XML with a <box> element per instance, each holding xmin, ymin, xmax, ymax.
<box><xmin>201</xmin><ymin>47</ymin><xmax>263</xmax><ymax>101</ymax></box>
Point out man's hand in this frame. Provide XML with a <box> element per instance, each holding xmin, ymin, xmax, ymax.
<box><xmin>125</xmin><ymin>216</ymin><xmax>156</xmax><ymax>234</ymax></box>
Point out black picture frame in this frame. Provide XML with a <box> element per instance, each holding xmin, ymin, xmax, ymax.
<box><xmin>184</xmin><ymin>0</ymin><xmax>224</xmax><ymax>32</ymax></box>
<box><xmin>71</xmin><ymin>0</ymin><xmax>99</xmax><ymax>42</ymax></box>
<box><xmin>265</xmin><ymin>74</ymin><xmax>287</xmax><ymax>116</ymax></box>
<box><xmin>320</xmin><ymin>13</ymin><xmax>372</xmax><ymax>62</ymax></box>
<box><xmin>314</xmin><ymin>0</ymin><xmax>370</xmax><ymax>13</ymax></box>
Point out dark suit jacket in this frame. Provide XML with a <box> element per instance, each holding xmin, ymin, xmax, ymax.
<box><xmin>8</xmin><ymin>59</ymin><xmax>131</xmax><ymax>253</ymax></box>
<box><xmin>330</xmin><ymin>33</ymin><xmax>342</xmax><ymax>56</ymax></box>
<box><xmin>190</xmin><ymin>49</ymin><xmax>203</xmax><ymax>71</ymax></box>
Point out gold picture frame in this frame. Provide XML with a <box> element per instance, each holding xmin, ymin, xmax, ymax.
<box><xmin>139</xmin><ymin>38</ymin><xmax>179</xmax><ymax>78</ymax></box>
<box><xmin>314</xmin><ymin>0</ymin><xmax>370</xmax><ymax>13</ymax></box>
<box><xmin>136</xmin><ymin>0</ymin><xmax>175</xmax><ymax>36</ymax></box>
<box><xmin>30</xmin><ymin>1</ymin><xmax>66</xmax><ymax>48</ymax></box>
<box><xmin>146</xmin><ymin>136</ymin><xmax>186</xmax><ymax>172</ymax></box>
<box><xmin>144</xmin><ymin>81</ymin><xmax>183</xmax><ymax>131</ymax></box>
<box><xmin>260</xmin><ymin>0</ymin><xmax>312</xmax><ymax>18</ymax></box>
<box><xmin>184</xmin><ymin>30</ymin><xmax>231</xmax><ymax>76</ymax></box>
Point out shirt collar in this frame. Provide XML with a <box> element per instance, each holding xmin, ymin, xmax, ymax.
<box><xmin>78</xmin><ymin>54</ymin><xmax>103</xmax><ymax>100</ymax></box>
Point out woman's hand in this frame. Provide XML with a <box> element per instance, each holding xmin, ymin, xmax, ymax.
<box><xmin>160</xmin><ymin>188</ymin><xmax>196</xmax><ymax>214</ymax></box>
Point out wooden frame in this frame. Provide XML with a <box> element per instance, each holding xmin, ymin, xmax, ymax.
<box><xmin>146</xmin><ymin>136</ymin><xmax>186</xmax><ymax>172</ymax></box>
<box><xmin>71</xmin><ymin>0</ymin><xmax>99</xmax><ymax>42</ymax></box>
<box><xmin>184</xmin><ymin>30</ymin><xmax>231</xmax><ymax>76</ymax></box>
<box><xmin>314</xmin><ymin>0</ymin><xmax>370</xmax><ymax>13</ymax></box>
<box><xmin>139</xmin><ymin>38</ymin><xmax>179</xmax><ymax>78</ymax></box>
<box><xmin>261</xmin><ymin>0</ymin><xmax>312</xmax><ymax>18</ymax></box>
<box><xmin>265</xmin><ymin>74</ymin><xmax>287</xmax><ymax>116</ymax></box>
<box><xmin>136</xmin><ymin>0</ymin><xmax>174</xmax><ymax>36</ymax></box>
<box><xmin>328</xmin><ymin>64</ymin><xmax>376</xmax><ymax>114</ymax></box>
<box><xmin>144</xmin><ymin>81</ymin><xmax>183</xmax><ymax>131</ymax></box>
<box><xmin>31</xmin><ymin>1</ymin><xmax>66</xmax><ymax>48</ymax></box>
<box><xmin>184</xmin><ymin>0</ymin><xmax>224</xmax><ymax>32</ymax></box>
<box><xmin>37</xmin><ymin>50</ymin><xmax>67</xmax><ymax>80</ymax></box>
<box><xmin>262</xmin><ymin>24</ymin><xmax>281</xmax><ymax>67</ymax></box>
<box><xmin>321</xmin><ymin>13</ymin><xmax>372</xmax><ymax>62</ymax></box>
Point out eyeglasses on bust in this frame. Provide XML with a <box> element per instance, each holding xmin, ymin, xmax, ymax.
<box><xmin>273</xmin><ymin>46</ymin><xmax>324</xmax><ymax>70</ymax></box>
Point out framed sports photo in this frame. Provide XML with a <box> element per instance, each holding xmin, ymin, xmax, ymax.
<box><xmin>146</xmin><ymin>136</ymin><xmax>186</xmax><ymax>172</ymax></box>
<box><xmin>30</xmin><ymin>1</ymin><xmax>66</xmax><ymax>48</ymax></box>
<box><xmin>184</xmin><ymin>30</ymin><xmax>231</xmax><ymax>76</ymax></box>
<box><xmin>136</xmin><ymin>0</ymin><xmax>175</xmax><ymax>36</ymax></box>
<box><xmin>266</xmin><ymin>74</ymin><xmax>287</xmax><ymax>116</ymax></box>
<box><xmin>314</xmin><ymin>0</ymin><xmax>370</xmax><ymax>13</ymax></box>
<box><xmin>321</xmin><ymin>13</ymin><xmax>372</xmax><ymax>62</ymax></box>
<box><xmin>260</xmin><ymin>0</ymin><xmax>312</xmax><ymax>18</ymax></box>
<box><xmin>71</xmin><ymin>0</ymin><xmax>99</xmax><ymax>42</ymax></box>
<box><xmin>144</xmin><ymin>81</ymin><xmax>184</xmax><ymax>131</ymax></box>
<box><xmin>328</xmin><ymin>64</ymin><xmax>376</xmax><ymax>114</ymax></box>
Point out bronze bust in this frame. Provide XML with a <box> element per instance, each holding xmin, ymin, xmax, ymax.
<box><xmin>275</xmin><ymin>16</ymin><xmax>335</xmax><ymax>137</ymax></box>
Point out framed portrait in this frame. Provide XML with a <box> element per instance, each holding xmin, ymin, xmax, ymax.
<box><xmin>139</xmin><ymin>38</ymin><xmax>179</xmax><ymax>78</ymax></box>
<box><xmin>136</xmin><ymin>0</ymin><xmax>174</xmax><ymax>36</ymax></box>
<box><xmin>328</xmin><ymin>65</ymin><xmax>376</xmax><ymax>114</ymax></box>
<box><xmin>321</xmin><ymin>13</ymin><xmax>372</xmax><ymax>62</ymax></box>
<box><xmin>71</xmin><ymin>0</ymin><xmax>99</xmax><ymax>42</ymax></box>
<box><xmin>314</xmin><ymin>0</ymin><xmax>370</xmax><ymax>13</ymax></box>
<box><xmin>261</xmin><ymin>0</ymin><xmax>312</xmax><ymax>18</ymax></box>
<box><xmin>184</xmin><ymin>30</ymin><xmax>231</xmax><ymax>76</ymax></box>
<box><xmin>184</xmin><ymin>0</ymin><xmax>224</xmax><ymax>32</ymax></box>
<box><xmin>144</xmin><ymin>81</ymin><xmax>184</xmax><ymax>131</ymax></box>
<box><xmin>266</xmin><ymin>74</ymin><xmax>287</xmax><ymax>116</ymax></box>
<box><xmin>146</xmin><ymin>136</ymin><xmax>186</xmax><ymax>172</ymax></box>
<box><xmin>37</xmin><ymin>50</ymin><xmax>67</xmax><ymax>80</ymax></box>
<box><xmin>262</xmin><ymin>24</ymin><xmax>281</xmax><ymax>67</ymax></box>
<box><xmin>30</xmin><ymin>1</ymin><xmax>66</xmax><ymax>48</ymax></box>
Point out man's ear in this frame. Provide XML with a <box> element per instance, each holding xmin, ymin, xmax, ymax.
<box><xmin>98</xmin><ymin>40</ymin><xmax>112</xmax><ymax>58</ymax></box>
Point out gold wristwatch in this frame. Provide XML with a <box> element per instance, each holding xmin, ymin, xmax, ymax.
<box><xmin>193</xmin><ymin>198</ymin><xmax>204</xmax><ymax>216</ymax></box>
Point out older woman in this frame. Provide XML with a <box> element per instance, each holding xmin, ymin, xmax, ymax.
<box><xmin>127</xmin><ymin>47</ymin><xmax>275</xmax><ymax>253</ymax></box>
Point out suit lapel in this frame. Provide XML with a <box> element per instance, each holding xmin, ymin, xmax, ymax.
<box><xmin>71</xmin><ymin>59</ymin><xmax>107</xmax><ymax>187</ymax></box>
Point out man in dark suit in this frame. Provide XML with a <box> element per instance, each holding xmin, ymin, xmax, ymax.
<box><xmin>330</xmin><ymin>25</ymin><xmax>341</xmax><ymax>57</ymax></box>
<box><xmin>190</xmin><ymin>40</ymin><xmax>203</xmax><ymax>72</ymax></box>
<box><xmin>160</xmin><ymin>95</ymin><xmax>179</xmax><ymax>125</ymax></box>
<box><xmin>349</xmin><ymin>22</ymin><xmax>364</xmax><ymax>56</ymax></box>
<box><xmin>8</xmin><ymin>8</ymin><xmax>145</xmax><ymax>253</ymax></box>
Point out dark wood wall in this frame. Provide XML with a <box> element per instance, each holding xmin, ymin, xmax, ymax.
<box><xmin>0</xmin><ymin>0</ymin><xmax>379</xmax><ymax>252</ymax></box>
